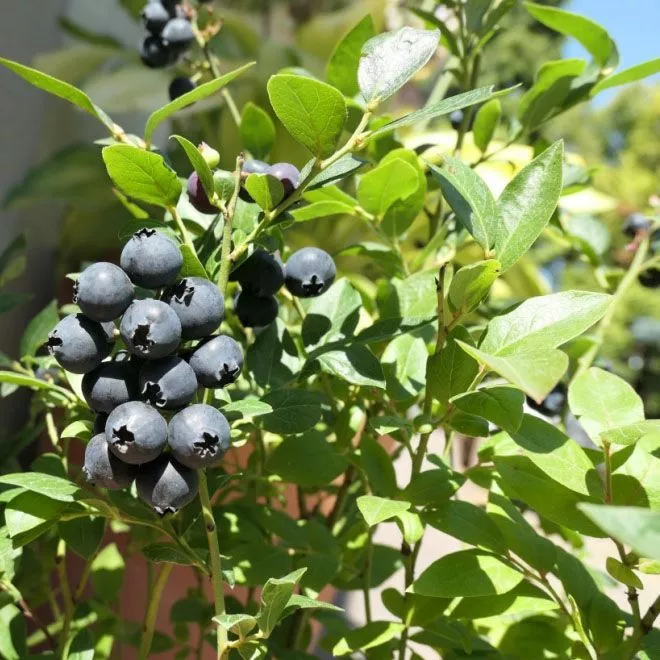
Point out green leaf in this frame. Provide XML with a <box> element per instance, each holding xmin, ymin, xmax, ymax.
<box><xmin>0</xmin><ymin>234</ymin><xmax>26</xmax><ymax>287</ymax></box>
<box><xmin>257</xmin><ymin>568</ymin><xmax>306</xmax><ymax>636</ymax></box>
<box><xmin>382</xmin><ymin>334</ymin><xmax>427</xmax><ymax>400</ymax></box>
<box><xmin>0</xmin><ymin>603</ymin><xmax>26</xmax><ymax>660</ymax></box>
<box><xmin>379</xmin><ymin>270</ymin><xmax>438</xmax><ymax>318</ymax></box>
<box><xmin>357</xmin><ymin>158</ymin><xmax>419</xmax><ymax>217</ymax></box>
<box><xmin>396</xmin><ymin>510</ymin><xmax>424</xmax><ymax>546</ymax></box>
<box><xmin>170</xmin><ymin>135</ymin><xmax>215</xmax><ymax>199</ymax></box>
<box><xmin>518</xmin><ymin>59</ymin><xmax>587</xmax><ymax>128</ymax></box>
<box><xmin>302</xmin><ymin>279</ymin><xmax>361</xmax><ymax>349</ymax></box>
<box><xmin>0</xmin><ymin>371</ymin><xmax>71</xmax><ymax>399</ymax></box>
<box><xmin>142</xmin><ymin>542</ymin><xmax>195</xmax><ymax>566</ymax></box>
<box><xmin>144</xmin><ymin>62</ymin><xmax>255</xmax><ymax>144</ymax></box>
<box><xmin>613</xmin><ymin>445</ymin><xmax>660</xmax><ymax>509</ymax></box>
<box><xmin>427</xmin><ymin>501</ymin><xmax>507</xmax><ymax>553</ymax></box>
<box><xmin>473</xmin><ymin>98</ymin><xmax>501</xmax><ymax>153</ymax></box>
<box><xmin>458</xmin><ymin>343</ymin><xmax>568</xmax><ymax>402</ymax></box>
<box><xmin>568</xmin><ymin>368</ymin><xmax>644</xmax><ymax>445</ymax></box>
<box><xmin>370</xmin><ymin>86</ymin><xmax>497</xmax><ymax>137</ymax></box>
<box><xmin>403</xmin><ymin>466</ymin><xmax>464</xmax><ymax>507</ymax></box>
<box><xmin>427</xmin><ymin>326</ymin><xmax>479</xmax><ymax>408</ymax></box>
<box><xmin>213</xmin><ymin>613</ymin><xmax>257</xmax><ymax>637</ymax></box>
<box><xmin>494</xmin><ymin>140</ymin><xmax>564</xmax><ymax>271</ymax></box>
<box><xmin>338</xmin><ymin>242</ymin><xmax>405</xmax><ymax>278</ymax></box>
<box><xmin>267</xmin><ymin>431</ymin><xmax>348</xmax><ymax>487</ymax></box>
<box><xmin>305</xmin><ymin>155</ymin><xmax>367</xmax><ymax>190</ymax></box>
<box><xmin>357</xmin><ymin>495</ymin><xmax>411</xmax><ymax>527</ymax></box>
<box><xmin>448</xmin><ymin>260</ymin><xmax>501</xmax><ymax>314</ymax></box>
<box><xmin>267</xmin><ymin>74</ymin><xmax>347</xmax><ymax>158</ymax></box>
<box><xmin>91</xmin><ymin>542</ymin><xmax>125</xmax><ymax>601</ymax></box>
<box><xmin>452</xmin><ymin>386</ymin><xmax>524</xmax><ymax>435</ymax></box>
<box><xmin>608</xmin><ymin>422</ymin><xmax>660</xmax><ymax>448</ymax></box>
<box><xmin>0</xmin><ymin>57</ymin><xmax>113</xmax><ymax>131</ymax></box>
<box><xmin>61</xmin><ymin>421</ymin><xmax>93</xmax><ymax>441</ymax></box>
<box><xmin>333</xmin><ymin>621</ymin><xmax>405</xmax><ymax>656</ymax></box>
<box><xmin>605</xmin><ymin>556</ymin><xmax>643</xmax><ymax>589</ymax></box>
<box><xmin>524</xmin><ymin>2</ymin><xmax>618</xmax><ymax>69</ymax></box>
<box><xmin>480</xmin><ymin>290</ymin><xmax>611</xmax><ymax>356</ymax></box>
<box><xmin>58</xmin><ymin>517</ymin><xmax>105</xmax><ymax>559</ymax></box>
<box><xmin>587</xmin><ymin>591</ymin><xmax>624</xmax><ymax>654</ymax></box>
<box><xmin>260</xmin><ymin>390</ymin><xmax>323</xmax><ymax>435</ymax></box>
<box><xmin>358</xmin><ymin>27</ymin><xmax>440</xmax><ymax>103</ymax></box>
<box><xmin>5</xmin><ymin>492</ymin><xmax>67</xmax><ymax>544</ymax></box>
<box><xmin>179</xmin><ymin>244</ymin><xmax>207</xmax><ymax>279</ymax></box>
<box><xmin>357</xmin><ymin>315</ymin><xmax>434</xmax><ymax>344</ymax></box>
<box><xmin>20</xmin><ymin>300</ymin><xmax>58</xmax><ymax>358</ymax></box>
<box><xmin>580</xmin><ymin>505</ymin><xmax>660</xmax><ymax>560</ymax></box>
<box><xmin>247</xmin><ymin>319</ymin><xmax>302</xmax><ymax>388</ymax></box>
<box><xmin>222</xmin><ymin>398</ymin><xmax>273</xmax><ymax>421</ymax></box>
<box><xmin>317</xmin><ymin>345</ymin><xmax>385</xmax><ymax>389</ymax></box>
<box><xmin>592</xmin><ymin>58</ymin><xmax>660</xmax><ymax>95</ymax></box>
<box><xmin>285</xmin><ymin>594</ymin><xmax>343</xmax><ymax>613</ymax></box>
<box><xmin>410</xmin><ymin>549</ymin><xmax>523</xmax><ymax>597</ymax></box>
<box><xmin>409</xmin><ymin>8</ymin><xmax>460</xmax><ymax>56</ymax></box>
<box><xmin>67</xmin><ymin>628</ymin><xmax>95</xmax><ymax>660</ymax></box>
<box><xmin>0</xmin><ymin>472</ymin><xmax>82</xmax><ymax>502</ymax></box>
<box><xmin>244</xmin><ymin>174</ymin><xmax>284</xmax><ymax>211</ymax></box>
<box><xmin>102</xmin><ymin>145</ymin><xmax>181</xmax><ymax>208</ymax></box>
<box><xmin>360</xmin><ymin>436</ymin><xmax>397</xmax><ymax>497</ymax></box>
<box><xmin>240</xmin><ymin>102</ymin><xmax>276</xmax><ymax>159</ymax></box>
<box><xmin>429</xmin><ymin>158</ymin><xmax>497</xmax><ymax>251</ymax></box>
<box><xmin>326</xmin><ymin>15</ymin><xmax>376</xmax><ymax>97</ymax></box>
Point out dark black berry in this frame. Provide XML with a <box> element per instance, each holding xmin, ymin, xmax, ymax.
<box><xmin>120</xmin><ymin>299</ymin><xmax>182</xmax><ymax>359</ymax></box>
<box><xmin>163</xmin><ymin>277</ymin><xmax>224</xmax><ymax>339</ymax></box>
<box><xmin>168</xmin><ymin>76</ymin><xmax>196</xmax><ymax>100</ymax></box>
<box><xmin>230</xmin><ymin>249</ymin><xmax>284</xmax><ymax>297</ymax></box>
<box><xmin>47</xmin><ymin>314</ymin><xmax>113</xmax><ymax>374</ymax></box>
<box><xmin>526</xmin><ymin>382</ymin><xmax>567</xmax><ymax>418</ymax></box>
<box><xmin>83</xmin><ymin>433</ymin><xmax>138</xmax><ymax>490</ymax></box>
<box><xmin>136</xmin><ymin>454</ymin><xmax>199</xmax><ymax>515</ymax></box>
<box><xmin>120</xmin><ymin>228</ymin><xmax>182</xmax><ymax>289</ymax></box>
<box><xmin>140</xmin><ymin>35</ymin><xmax>178</xmax><ymax>69</ymax></box>
<box><xmin>74</xmin><ymin>262</ymin><xmax>134</xmax><ymax>322</ymax></box>
<box><xmin>82</xmin><ymin>362</ymin><xmax>139</xmax><ymax>414</ymax></box>
<box><xmin>189</xmin><ymin>335</ymin><xmax>243</xmax><ymax>388</ymax></box>
<box><xmin>141</xmin><ymin>1</ymin><xmax>170</xmax><ymax>35</ymax></box>
<box><xmin>623</xmin><ymin>213</ymin><xmax>652</xmax><ymax>238</ymax></box>
<box><xmin>235</xmin><ymin>290</ymin><xmax>279</xmax><ymax>328</ymax></box>
<box><xmin>139</xmin><ymin>356</ymin><xmax>197</xmax><ymax>410</ymax></box>
<box><xmin>187</xmin><ymin>172</ymin><xmax>217</xmax><ymax>214</ymax></box>
<box><xmin>284</xmin><ymin>247</ymin><xmax>336</xmax><ymax>298</ymax></box>
<box><xmin>639</xmin><ymin>268</ymin><xmax>660</xmax><ymax>289</ymax></box>
<box><xmin>161</xmin><ymin>17</ymin><xmax>195</xmax><ymax>52</ymax></box>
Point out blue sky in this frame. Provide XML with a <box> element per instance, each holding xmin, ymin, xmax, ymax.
<box><xmin>565</xmin><ymin>0</ymin><xmax>660</xmax><ymax>103</ymax></box>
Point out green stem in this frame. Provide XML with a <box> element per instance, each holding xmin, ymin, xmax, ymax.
<box><xmin>575</xmin><ymin>237</ymin><xmax>649</xmax><ymax>378</ymax></box>
<box><xmin>363</xmin><ymin>530</ymin><xmax>374</xmax><ymax>623</ymax></box>
<box><xmin>138</xmin><ymin>564</ymin><xmax>174</xmax><ymax>660</ymax></box>
<box><xmin>454</xmin><ymin>52</ymin><xmax>482</xmax><ymax>154</ymax></box>
<box><xmin>169</xmin><ymin>204</ymin><xmax>195</xmax><ymax>250</ymax></box>
<box><xmin>56</xmin><ymin>539</ymin><xmax>74</xmax><ymax>658</ymax></box>
<box><xmin>198</xmin><ymin>470</ymin><xmax>227</xmax><ymax>659</ymax></box>
<box><xmin>217</xmin><ymin>155</ymin><xmax>245</xmax><ymax>295</ymax></box>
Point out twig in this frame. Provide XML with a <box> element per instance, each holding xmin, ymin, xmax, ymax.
<box><xmin>217</xmin><ymin>154</ymin><xmax>245</xmax><ymax>295</ymax></box>
<box><xmin>138</xmin><ymin>564</ymin><xmax>174</xmax><ymax>660</ymax></box>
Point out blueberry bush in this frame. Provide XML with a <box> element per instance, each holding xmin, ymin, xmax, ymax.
<box><xmin>1</xmin><ymin>1</ymin><xmax>660</xmax><ymax>658</ymax></box>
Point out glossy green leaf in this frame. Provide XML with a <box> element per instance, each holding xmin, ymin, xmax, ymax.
<box><xmin>91</xmin><ymin>542</ymin><xmax>125</xmax><ymax>601</ymax></box>
<box><xmin>0</xmin><ymin>235</ymin><xmax>26</xmax><ymax>288</ymax></box>
<box><xmin>305</xmin><ymin>155</ymin><xmax>367</xmax><ymax>190</ymax></box>
<box><xmin>338</xmin><ymin>242</ymin><xmax>405</xmax><ymax>277</ymax></box>
<box><xmin>403</xmin><ymin>467</ymin><xmax>464</xmax><ymax>507</ymax></box>
<box><xmin>494</xmin><ymin>141</ymin><xmax>564</xmax><ymax>270</ymax></box>
<box><xmin>292</xmin><ymin>200</ymin><xmax>355</xmax><ymax>223</ymax></box>
<box><xmin>410</xmin><ymin>549</ymin><xmax>523</xmax><ymax>597</ymax></box>
<box><xmin>170</xmin><ymin>135</ymin><xmax>215</xmax><ymax>199</ymax></box>
<box><xmin>448</xmin><ymin>260</ymin><xmax>501</xmax><ymax>314</ymax></box>
<box><xmin>67</xmin><ymin>628</ymin><xmax>95</xmax><ymax>660</ymax></box>
<box><xmin>240</xmin><ymin>102</ymin><xmax>276</xmax><ymax>159</ymax></box>
<box><xmin>580</xmin><ymin>505</ymin><xmax>660</xmax><ymax>560</ymax></box>
<box><xmin>604</xmin><ymin>421</ymin><xmax>660</xmax><ymax>447</ymax></box>
<box><xmin>102</xmin><ymin>145</ymin><xmax>181</xmax><ymax>208</ymax></box>
<box><xmin>5</xmin><ymin>491</ymin><xmax>66</xmax><ymax>543</ymax></box>
<box><xmin>357</xmin><ymin>158</ymin><xmax>419</xmax><ymax>217</ymax></box>
<box><xmin>260</xmin><ymin>390</ymin><xmax>323</xmax><ymax>435</ymax></box>
<box><xmin>357</xmin><ymin>495</ymin><xmax>411</xmax><ymax>527</ymax></box>
<box><xmin>381</xmin><ymin>334</ymin><xmax>427</xmax><ymax>400</ymax></box>
<box><xmin>213</xmin><ymin>613</ymin><xmax>257</xmax><ymax>637</ymax></box>
<box><xmin>20</xmin><ymin>300</ymin><xmax>58</xmax><ymax>358</ymax></box>
<box><xmin>452</xmin><ymin>386</ymin><xmax>524</xmax><ymax>435</ymax></box>
<box><xmin>326</xmin><ymin>15</ymin><xmax>376</xmax><ymax>97</ymax></box>
<box><xmin>358</xmin><ymin>27</ymin><xmax>440</xmax><ymax>103</ymax></box>
<box><xmin>222</xmin><ymin>398</ymin><xmax>273</xmax><ymax>421</ymax></box>
<box><xmin>179</xmin><ymin>244</ymin><xmax>207</xmax><ymax>279</ymax></box>
<box><xmin>145</xmin><ymin>62</ymin><xmax>254</xmax><ymax>143</ymax></box>
<box><xmin>317</xmin><ymin>345</ymin><xmax>385</xmax><ymax>389</ymax></box>
<box><xmin>473</xmin><ymin>98</ymin><xmax>502</xmax><ymax>152</ymax></box>
<box><xmin>0</xmin><ymin>603</ymin><xmax>26</xmax><ymax>660</ymax></box>
<box><xmin>285</xmin><ymin>594</ymin><xmax>343</xmax><ymax>613</ymax></box>
<box><xmin>247</xmin><ymin>319</ymin><xmax>302</xmax><ymax>388</ymax></box>
<box><xmin>333</xmin><ymin>621</ymin><xmax>405</xmax><ymax>656</ymax></box>
<box><xmin>267</xmin><ymin>74</ymin><xmax>347</xmax><ymax>158</ymax></box>
<box><xmin>480</xmin><ymin>291</ymin><xmax>611</xmax><ymax>356</ymax></box>
<box><xmin>142</xmin><ymin>542</ymin><xmax>195</xmax><ymax>566</ymax></box>
<box><xmin>605</xmin><ymin>556</ymin><xmax>643</xmax><ymax>589</ymax></box>
<box><xmin>357</xmin><ymin>315</ymin><xmax>434</xmax><ymax>344</ymax></box>
<box><xmin>0</xmin><ymin>472</ymin><xmax>81</xmax><ymax>502</ymax></box>
<box><xmin>524</xmin><ymin>2</ymin><xmax>618</xmax><ymax>69</ymax></box>
<box><xmin>612</xmin><ymin>445</ymin><xmax>660</xmax><ymax>510</ymax></box>
<box><xmin>0</xmin><ymin>56</ymin><xmax>114</xmax><ymax>131</ymax></box>
<box><xmin>429</xmin><ymin>158</ymin><xmax>497</xmax><ymax>250</ymax></box>
<box><xmin>360</xmin><ymin>436</ymin><xmax>397</xmax><ymax>497</ymax></box>
<box><xmin>592</xmin><ymin>57</ymin><xmax>660</xmax><ymax>95</ymax></box>
<box><xmin>245</xmin><ymin>173</ymin><xmax>284</xmax><ymax>211</ymax></box>
<box><xmin>256</xmin><ymin>568</ymin><xmax>306</xmax><ymax>636</ymax></box>
<box><xmin>267</xmin><ymin>431</ymin><xmax>348</xmax><ymax>487</ymax></box>
<box><xmin>58</xmin><ymin>517</ymin><xmax>105</xmax><ymax>559</ymax></box>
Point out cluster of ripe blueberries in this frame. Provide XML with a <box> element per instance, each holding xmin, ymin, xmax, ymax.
<box><xmin>46</xmin><ymin>219</ymin><xmax>336</xmax><ymax>514</ymax></box>
<box><xmin>139</xmin><ymin>0</ymin><xmax>208</xmax><ymax>100</ymax></box>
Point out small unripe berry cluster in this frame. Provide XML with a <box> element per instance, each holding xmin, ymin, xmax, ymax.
<box><xmin>48</xmin><ymin>228</ymin><xmax>243</xmax><ymax>515</ymax></box>
<box><xmin>140</xmin><ymin>0</ymin><xmax>195</xmax><ymax>70</ymax></box>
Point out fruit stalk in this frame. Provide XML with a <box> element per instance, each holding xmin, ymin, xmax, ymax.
<box><xmin>138</xmin><ymin>563</ymin><xmax>174</xmax><ymax>660</ymax></box>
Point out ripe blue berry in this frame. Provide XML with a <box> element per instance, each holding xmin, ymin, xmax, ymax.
<box><xmin>284</xmin><ymin>247</ymin><xmax>336</xmax><ymax>298</ymax></box>
<box><xmin>136</xmin><ymin>454</ymin><xmax>199</xmax><ymax>515</ymax></box>
<box><xmin>47</xmin><ymin>314</ymin><xmax>113</xmax><ymax>374</ymax></box>
<box><xmin>623</xmin><ymin>213</ymin><xmax>652</xmax><ymax>238</ymax></box>
<box><xmin>141</xmin><ymin>1</ymin><xmax>170</xmax><ymax>35</ymax></box>
<box><xmin>189</xmin><ymin>335</ymin><xmax>243</xmax><ymax>388</ymax></box>
<box><xmin>139</xmin><ymin>356</ymin><xmax>197</xmax><ymax>409</ymax></box>
<box><xmin>163</xmin><ymin>277</ymin><xmax>224</xmax><ymax>339</ymax></box>
<box><xmin>161</xmin><ymin>17</ymin><xmax>195</xmax><ymax>51</ymax></box>
<box><xmin>168</xmin><ymin>404</ymin><xmax>230</xmax><ymax>469</ymax></box>
<box><xmin>639</xmin><ymin>268</ymin><xmax>660</xmax><ymax>289</ymax></box>
<box><xmin>235</xmin><ymin>290</ymin><xmax>278</xmax><ymax>327</ymax></box>
<box><xmin>74</xmin><ymin>262</ymin><xmax>134</xmax><ymax>322</ymax></box>
<box><xmin>169</xmin><ymin>76</ymin><xmax>195</xmax><ymax>101</ymax></box>
<box><xmin>140</xmin><ymin>36</ymin><xmax>177</xmax><ymax>69</ymax></box>
<box><xmin>268</xmin><ymin>162</ymin><xmax>300</xmax><ymax>197</ymax></box>
<box><xmin>231</xmin><ymin>249</ymin><xmax>284</xmax><ymax>297</ymax></box>
<box><xmin>105</xmin><ymin>401</ymin><xmax>168</xmax><ymax>465</ymax></box>
<box><xmin>120</xmin><ymin>299</ymin><xmax>182</xmax><ymax>359</ymax></box>
<box><xmin>120</xmin><ymin>228</ymin><xmax>182</xmax><ymax>289</ymax></box>
<box><xmin>82</xmin><ymin>362</ymin><xmax>139</xmax><ymax>414</ymax></box>
<box><xmin>83</xmin><ymin>433</ymin><xmax>138</xmax><ymax>490</ymax></box>
<box><xmin>187</xmin><ymin>172</ymin><xmax>217</xmax><ymax>214</ymax></box>
<box><xmin>94</xmin><ymin>413</ymin><xmax>108</xmax><ymax>435</ymax></box>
